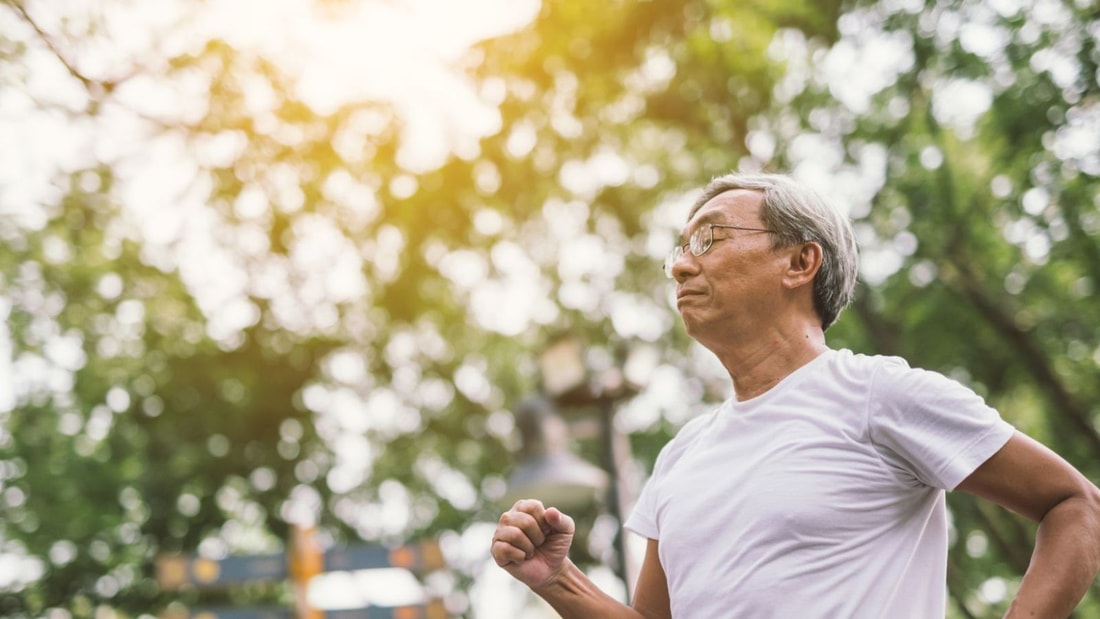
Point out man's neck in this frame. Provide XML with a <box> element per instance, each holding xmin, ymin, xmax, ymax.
<box><xmin>704</xmin><ymin>323</ymin><xmax>829</xmax><ymax>402</ymax></box>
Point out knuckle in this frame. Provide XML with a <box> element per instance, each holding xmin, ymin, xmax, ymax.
<box><xmin>515</xmin><ymin>498</ymin><xmax>545</xmax><ymax>511</ymax></box>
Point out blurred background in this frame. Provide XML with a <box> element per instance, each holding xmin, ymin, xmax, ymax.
<box><xmin>1</xmin><ymin>0</ymin><xmax>1098</xmax><ymax>617</ymax></box>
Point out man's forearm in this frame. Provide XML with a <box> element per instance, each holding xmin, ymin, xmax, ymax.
<box><xmin>533</xmin><ymin>558</ymin><xmax>645</xmax><ymax>619</ymax></box>
<box><xmin>1006</xmin><ymin>494</ymin><xmax>1100</xmax><ymax>618</ymax></box>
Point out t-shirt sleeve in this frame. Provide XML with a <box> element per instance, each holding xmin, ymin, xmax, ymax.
<box><xmin>625</xmin><ymin>436</ymin><xmax>673</xmax><ymax>540</ymax></box>
<box><xmin>624</xmin><ymin>472</ymin><xmax>659</xmax><ymax>540</ymax></box>
<box><xmin>868</xmin><ymin>358</ymin><xmax>1015</xmax><ymax>490</ymax></box>
<box><xmin>623</xmin><ymin>411</ymin><xmax>717</xmax><ymax>541</ymax></box>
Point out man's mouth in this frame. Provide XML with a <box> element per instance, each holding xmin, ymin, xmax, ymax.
<box><xmin>677</xmin><ymin>288</ymin><xmax>705</xmax><ymax>301</ymax></box>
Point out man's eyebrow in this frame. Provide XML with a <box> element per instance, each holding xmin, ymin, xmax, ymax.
<box><xmin>678</xmin><ymin>212</ymin><xmax>728</xmax><ymax>243</ymax></box>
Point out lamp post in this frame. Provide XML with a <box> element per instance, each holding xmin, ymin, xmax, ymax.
<box><xmin>517</xmin><ymin>335</ymin><xmax>637</xmax><ymax>601</ymax></box>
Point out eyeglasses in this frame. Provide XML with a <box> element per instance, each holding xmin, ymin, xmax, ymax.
<box><xmin>663</xmin><ymin>223</ymin><xmax>774</xmax><ymax>278</ymax></box>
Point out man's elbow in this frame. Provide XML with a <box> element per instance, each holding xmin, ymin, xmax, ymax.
<box><xmin>1038</xmin><ymin>479</ymin><xmax>1100</xmax><ymax>542</ymax></box>
<box><xmin>1083</xmin><ymin>481</ymin><xmax>1100</xmax><ymax>532</ymax></box>
<box><xmin>1062</xmin><ymin>480</ymin><xmax>1100</xmax><ymax>565</ymax></box>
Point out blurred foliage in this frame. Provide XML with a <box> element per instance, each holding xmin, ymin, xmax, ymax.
<box><xmin>0</xmin><ymin>0</ymin><xmax>1098</xmax><ymax>617</ymax></box>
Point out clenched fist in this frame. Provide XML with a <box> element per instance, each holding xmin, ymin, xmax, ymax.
<box><xmin>490</xmin><ymin>499</ymin><xmax>577</xmax><ymax>590</ymax></box>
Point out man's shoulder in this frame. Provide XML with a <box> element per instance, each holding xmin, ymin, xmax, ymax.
<box><xmin>834</xmin><ymin>349</ymin><xmax>985</xmax><ymax>408</ymax></box>
<box><xmin>828</xmin><ymin>348</ymin><xmax>913</xmax><ymax>383</ymax></box>
<box><xmin>651</xmin><ymin>402</ymin><xmax>728</xmax><ymax>470</ymax></box>
<box><xmin>674</xmin><ymin>402</ymin><xmax>726</xmax><ymax>440</ymax></box>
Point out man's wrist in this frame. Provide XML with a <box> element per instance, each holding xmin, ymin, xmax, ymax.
<box><xmin>531</xmin><ymin>558</ymin><xmax>580</xmax><ymax>597</ymax></box>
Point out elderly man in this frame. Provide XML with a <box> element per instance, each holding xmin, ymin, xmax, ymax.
<box><xmin>490</xmin><ymin>172</ymin><xmax>1100</xmax><ymax>618</ymax></box>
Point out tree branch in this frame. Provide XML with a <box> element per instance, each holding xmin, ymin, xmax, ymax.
<box><xmin>7</xmin><ymin>1</ymin><xmax>123</xmax><ymax>103</ymax></box>
<box><xmin>941</xmin><ymin>259</ymin><xmax>1100</xmax><ymax>456</ymax></box>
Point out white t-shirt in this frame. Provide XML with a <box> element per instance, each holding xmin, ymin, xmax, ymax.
<box><xmin>624</xmin><ymin>349</ymin><xmax>1015</xmax><ymax>618</ymax></box>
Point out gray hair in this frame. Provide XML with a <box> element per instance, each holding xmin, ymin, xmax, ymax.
<box><xmin>689</xmin><ymin>172</ymin><xmax>859</xmax><ymax>330</ymax></box>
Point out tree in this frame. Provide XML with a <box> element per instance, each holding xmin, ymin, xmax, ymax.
<box><xmin>0</xmin><ymin>0</ymin><xmax>840</xmax><ymax>614</ymax></box>
<box><xmin>1</xmin><ymin>0</ymin><xmax>1097</xmax><ymax>617</ymax></box>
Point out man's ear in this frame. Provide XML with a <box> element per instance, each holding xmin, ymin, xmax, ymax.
<box><xmin>782</xmin><ymin>242</ymin><xmax>823</xmax><ymax>290</ymax></box>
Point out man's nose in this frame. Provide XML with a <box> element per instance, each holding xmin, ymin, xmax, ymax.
<box><xmin>670</xmin><ymin>250</ymin><xmax>699</xmax><ymax>281</ymax></box>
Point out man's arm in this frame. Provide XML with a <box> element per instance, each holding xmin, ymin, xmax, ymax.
<box><xmin>956</xmin><ymin>431</ymin><xmax>1100</xmax><ymax>618</ymax></box>
<box><xmin>491</xmin><ymin>499</ymin><xmax>671</xmax><ymax>619</ymax></box>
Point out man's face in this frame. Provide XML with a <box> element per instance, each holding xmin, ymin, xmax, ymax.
<box><xmin>670</xmin><ymin>189</ymin><xmax>786</xmax><ymax>340</ymax></box>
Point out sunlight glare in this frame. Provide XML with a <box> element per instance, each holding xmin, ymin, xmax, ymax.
<box><xmin>201</xmin><ymin>0</ymin><xmax>538</xmax><ymax>171</ymax></box>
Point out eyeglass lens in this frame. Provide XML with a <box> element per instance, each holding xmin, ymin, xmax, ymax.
<box><xmin>689</xmin><ymin>226</ymin><xmax>710</xmax><ymax>256</ymax></box>
<box><xmin>664</xmin><ymin>225</ymin><xmax>712</xmax><ymax>277</ymax></box>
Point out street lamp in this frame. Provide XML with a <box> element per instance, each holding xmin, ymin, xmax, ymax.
<box><xmin>507</xmin><ymin>335</ymin><xmax>637</xmax><ymax>600</ymax></box>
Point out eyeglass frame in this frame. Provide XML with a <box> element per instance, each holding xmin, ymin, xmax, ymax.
<box><xmin>663</xmin><ymin>223</ymin><xmax>775</xmax><ymax>278</ymax></box>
